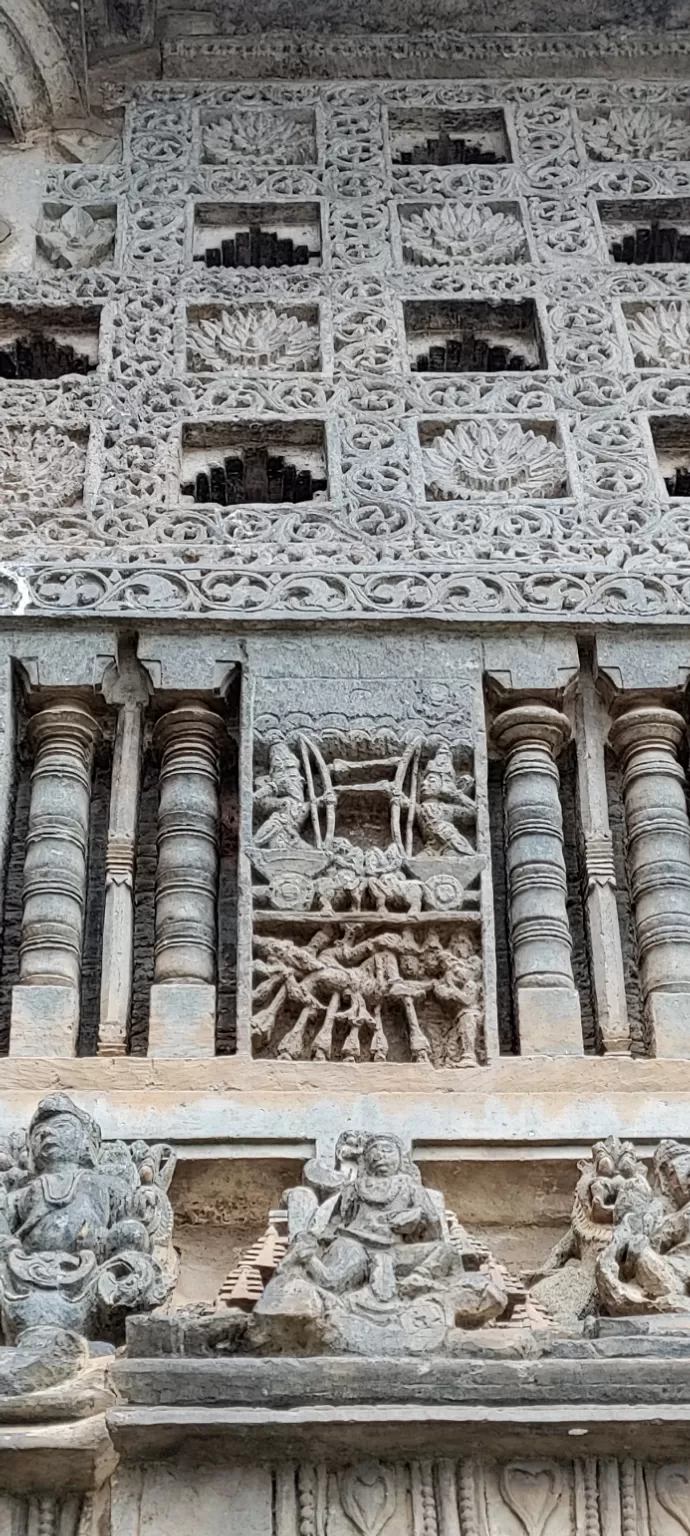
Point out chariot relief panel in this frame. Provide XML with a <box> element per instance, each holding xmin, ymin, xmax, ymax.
<box><xmin>248</xmin><ymin>642</ymin><xmax>490</xmax><ymax>1065</ymax></box>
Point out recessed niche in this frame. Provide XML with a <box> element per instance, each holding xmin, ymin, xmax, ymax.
<box><xmin>599</xmin><ymin>200</ymin><xmax>690</xmax><ymax>264</ymax></box>
<box><xmin>193</xmin><ymin>202</ymin><xmax>321</xmax><ymax>270</ymax></box>
<box><xmin>389</xmin><ymin>108</ymin><xmax>510</xmax><ymax>166</ymax></box>
<box><xmin>201</xmin><ymin>108</ymin><xmax>317</xmax><ymax>167</ymax></box>
<box><xmin>651</xmin><ymin>416</ymin><xmax>690</xmax><ymax>496</ymax></box>
<box><xmin>419</xmin><ymin>417</ymin><xmax>568</xmax><ymax>501</ymax></box>
<box><xmin>181</xmin><ymin>421</ymin><xmax>328</xmax><ymax>505</ymax></box>
<box><xmin>186</xmin><ymin>304</ymin><xmax>321</xmax><ymax>374</ymax></box>
<box><xmin>0</xmin><ymin>307</ymin><xmax>100</xmax><ymax>379</ymax></box>
<box><xmin>404</xmin><ymin>299</ymin><xmax>544</xmax><ymax>373</ymax></box>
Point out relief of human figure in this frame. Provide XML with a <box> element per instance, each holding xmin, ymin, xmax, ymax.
<box><xmin>0</xmin><ymin>1094</ymin><xmax>177</xmax><ymax>1396</ymax></box>
<box><xmin>254</xmin><ymin>1132</ymin><xmax>508</xmax><ymax>1352</ymax></box>
<box><xmin>252</xmin><ymin>741</ymin><xmax>311</xmax><ymax>849</ymax></box>
<box><xmin>596</xmin><ymin>1138</ymin><xmax>690</xmax><ymax>1316</ymax></box>
<box><xmin>415</xmin><ymin>743</ymin><xmax>476</xmax><ymax>857</ymax></box>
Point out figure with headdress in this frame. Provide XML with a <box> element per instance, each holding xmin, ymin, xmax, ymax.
<box><xmin>0</xmin><ymin>1094</ymin><xmax>177</xmax><ymax>1396</ymax></box>
<box><xmin>253</xmin><ymin>1131</ymin><xmax>508</xmax><ymax>1353</ymax></box>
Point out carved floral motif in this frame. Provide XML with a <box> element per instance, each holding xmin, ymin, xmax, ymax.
<box><xmin>400</xmin><ymin>203</ymin><xmax>526</xmax><ymax>266</ymax></box>
<box><xmin>626</xmin><ymin>302</ymin><xmax>690</xmax><ymax>369</ymax></box>
<box><xmin>582</xmin><ymin>107</ymin><xmax>690</xmax><ymax>162</ymax></box>
<box><xmin>187</xmin><ymin>306</ymin><xmax>319</xmax><ymax>372</ymax></box>
<box><xmin>422</xmin><ymin>421</ymin><xmax>567</xmax><ymax>499</ymax></box>
<box><xmin>203</xmin><ymin>111</ymin><xmax>316</xmax><ymax>165</ymax></box>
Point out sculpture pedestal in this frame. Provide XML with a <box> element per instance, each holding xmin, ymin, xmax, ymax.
<box><xmin>9</xmin><ymin>984</ymin><xmax>79</xmax><ymax>1056</ymax></box>
<box><xmin>148</xmin><ymin>983</ymin><xmax>216</xmax><ymax>1058</ymax></box>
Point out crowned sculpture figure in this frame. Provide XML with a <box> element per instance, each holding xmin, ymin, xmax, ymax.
<box><xmin>0</xmin><ymin>1094</ymin><xmax>177</xmax><ymax>1395</ymax></box>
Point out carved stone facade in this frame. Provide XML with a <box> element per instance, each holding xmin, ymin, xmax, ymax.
<box><xmin>0</xmin><ymin>10</ymin><xmax>690</xmax><ymax>1535</ymax></box>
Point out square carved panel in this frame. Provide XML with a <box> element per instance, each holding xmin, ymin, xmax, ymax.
<box><xmin>181</xmin><ymin>421</ymin><xmax>328</xmax><ymax>505</ymax></box>
<box><xmin>404</xmin><ymin>299</ymin><xmax>545</xmax><ymax>373</ymax></box>
<box><xmin>193</xmin><ymin>202</ymin><xmax>322</xmax><ymax>269</ymax></box>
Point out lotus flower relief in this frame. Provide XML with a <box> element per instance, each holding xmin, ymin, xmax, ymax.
<box><xmin>582</xmin><ymin>107</ymin><xmax>690</xmax><ymax>162</ymax></box>
<box><xmin>422</xmin><ymin>420</ymin><xmax>566</xmax><ymax>500</ymax></box>
<box><xmin>626</xmin><ymin>303</ymin><xmax>690</xmax><ymax>370</ymax></box>
<box><xmin>401</xmin><ymin>203</ymin><xmax>526</xmax><ymax>266</ymax></box>
<box><xmin>187</xmin><ymin>307</ymin><xmax>319</xmax><ymax>372</ymax></box>
<box><xmin>203</xmin><ymin>111</ymin><xmax>315</xmax><ymax>166</ymax></box>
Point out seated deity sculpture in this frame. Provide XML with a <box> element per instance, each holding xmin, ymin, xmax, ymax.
<box><xmin>0</xmin><ymin>1094</ymin><xmax>177</xmax><ymax>1396</ymax></box>
<box><xmin>253</xmin><ymin>1132</ymin><xmax>508</xmax><ymax>1353</ymax></box>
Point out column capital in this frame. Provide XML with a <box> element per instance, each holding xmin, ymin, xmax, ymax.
<box><xmin>153</xmin><ymin>703</ymin><xmax>225</xmax><ymax>757</ymax></box>
<box><xmin>28</xmin><ymin>700</ymin><xmax>100</xmax><ymax>756</ymax></box>
<box><xmin>610</xmin><ymin>705</ymin><xmax>686</xmax><ymax>764</ymax></box>
<box><xmin>492</xmin><ymin>702</ymin><xmax>570</xmax><ymax>761</ymax></box>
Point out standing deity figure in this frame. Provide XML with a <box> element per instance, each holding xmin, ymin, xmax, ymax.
<box><xmin>415</xmin><ymin>744</ymin><xmax>476</xmax><ymax>857</ymax></box>
<box><xmin>253</xmin><ymin>1132</ymin><xmax>508</xmax><ymax>1353</ymax></box>
<box><xmin>252</xmin><ymin>742</ymin><xmax>310</xmax><ymax>849</ymax></box>
<box><xmin>0</xmin><ymin>1094</ymin><xmax>177</xmax><ymax>1396</ymax></box>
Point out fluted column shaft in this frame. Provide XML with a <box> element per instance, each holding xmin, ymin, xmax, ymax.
<box><xmin>10</xmin><ymin>701</ymin><xmax>99</xmax><ymax>1056</ymax></box>
<box><xmin>611</xmin><ymin>705</ymin><xmax>690</xmax><ymax>1057</ymax></box>
<box><xmin>493</xmin><ymin>703</ymin><xmax>582</xmax><ymax>1057</ymax></box>
<box><xmin>148</xmin><ymin>704</ymin><xmax>224</xmax><ymax>1057</ymax></box>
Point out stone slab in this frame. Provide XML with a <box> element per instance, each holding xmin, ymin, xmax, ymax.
<box><xmin>517</xmin><ymin>987</ymin><xmax>583</xmax><ymax>1057</ymax></box>
<box><xmin>649</xmin><ymin>992</ymin><xmax>690</xmax><ymax>1058</ymax></box>
<box><xmin>148</xmin><ymin>983</ymin><xmax>216</xmax><ymax>1058</ymax></box>
<box><xmin>9</xmin><ymin>985</ymin><xmax>79</xmax><ymax>1058</ymax></box>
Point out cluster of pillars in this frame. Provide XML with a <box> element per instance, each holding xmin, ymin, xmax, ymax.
<box><xmin>6</xmin><ymin>687</ymin><xmax>690</xmax><ymax>1060</ymax></box>
<box><xmin>9</xmin><ymin>699</ymin><xmax>225</xmax><ymax>1059</ymax></box>
<box><xmin>493</xmin><ymin>698</ymin><xmax>690</xmax><ymax>1059</ymax></box>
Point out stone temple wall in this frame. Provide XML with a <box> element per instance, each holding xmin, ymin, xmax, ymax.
<box><xmin>0</xmin><ymin>28</ymin><xmax>689</xmax><ymax>1536</ymax></box>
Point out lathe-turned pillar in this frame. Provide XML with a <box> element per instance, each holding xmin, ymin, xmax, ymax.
<box><xmin>10</xmin><ymin>701</ymin><xmax>99</xmax><ymax>1056</ymax></box>
<box><xmin>493</xmin><ymin>702</ymin><xmax>582</xmax><ymax>1057</ymax></box>
<box><xmin>148</xmin><ymin>703</ymin><xmax>224</xmax><ymax>1057</ymax></box>
<box><xmin>610</xmin><ymin>705</ymin><xmax>690</xmax><ymax>1057</ymax></box>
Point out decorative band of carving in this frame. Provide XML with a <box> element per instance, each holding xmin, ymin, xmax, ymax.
<box><xmin>512</xmin><ymin>916</ymin><xmax>573</xmax><ymax>947</ymax></box>
<box><xmin>510</xmin><ymin>864</ymin><xmax>567</xmax><ymax>895</ymax></box>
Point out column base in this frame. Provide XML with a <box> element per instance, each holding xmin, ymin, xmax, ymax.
<box><xmin>148</xmin><ymin>982</ymin><xmax>216</xmax><ymax>1057</ymax></box>
<box><xmin>517</xmin><ymin>986</ymin><xmax>583</xmax><ymax>1057</ymax></box>
<box><xmin>649</xmin><ymin>991</ymin><xmax>690</xmax><ymax>1058</ymax></box>
<box><xmin>10</xmin><ymin>984</ymin><xmax>79</xmax><ymax>1056</ymax></box>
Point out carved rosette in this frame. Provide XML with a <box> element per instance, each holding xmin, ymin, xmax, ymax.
<box><xmin>153</xmin><ymin>704</ymin><xmax>224</xmax><ymax>985</ymax></box>
<box><xmin>19</xmin><ymin>703</ymin><xmax>100</xmax><ymax>989</ymax></box>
